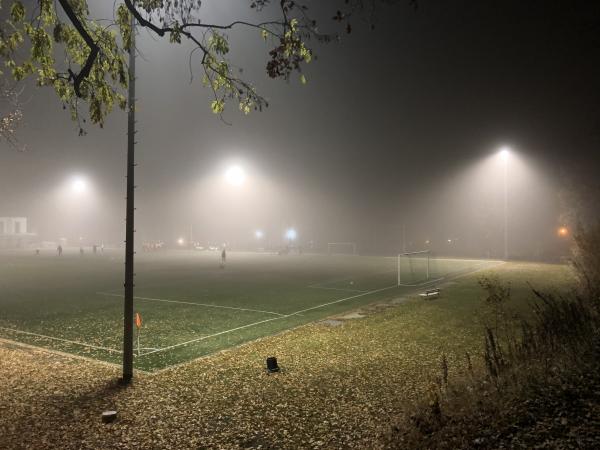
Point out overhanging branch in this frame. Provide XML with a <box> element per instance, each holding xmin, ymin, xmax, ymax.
<box><xmin>56</xmin><ymin>0</ymin><xmax>99</xmax><ymax>97</ymax></box>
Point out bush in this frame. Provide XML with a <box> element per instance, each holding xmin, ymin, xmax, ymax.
<box><xmin>572</xmin><ymin>220</ymin><xmax>600</xmax><ymax>305</ymax></box>
<box><xmin>382</xmin><ymin>278</ymin><xmax>600</xmax><ymax>449</ymax></box>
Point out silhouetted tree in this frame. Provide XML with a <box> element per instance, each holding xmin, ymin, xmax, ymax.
<box><xmin>0</xmin><ymin>1</ymin><xmax>411</xmax><ymax>126</ymax></box>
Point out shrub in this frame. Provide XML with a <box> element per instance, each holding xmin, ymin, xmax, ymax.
<box><xmin>572</xmin><ymin>220</ymin><xmax>600</xmax><ymax>305</ymax></box>
<box><xmin>382</xmin><ymin>278</ymin><xmax>600</xmax><ymax>449</ymax></box>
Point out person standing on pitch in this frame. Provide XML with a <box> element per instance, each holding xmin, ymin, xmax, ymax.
<box><xmin>221</xmin><ymin>246</ymin><xmax>227</xmax><ymax>268</ymax></box>
<box><xmin>57</xmin><ymin>245</ymin><xmax>63</xmax><ymax>256</ymax></box>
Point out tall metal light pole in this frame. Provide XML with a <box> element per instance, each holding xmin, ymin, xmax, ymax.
<box><xmin>122</xmin><ymin>13</ymin><xmax>136</xmax><ymax>384</ymax></box>
<box><xmin>500</xmin><ymin>147</ymin><xmax>509</xmax><ymax>260</ymax></box>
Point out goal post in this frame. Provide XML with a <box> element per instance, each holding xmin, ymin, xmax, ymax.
<box><xmin>397</xmin><ymin>250</ymin><xmax>430</xmax><ymax>286</ymax></box>
<box><xmin>327</xmin><ymin>242</ymin><xmax>357</xmax><ymax>255</ymax></box>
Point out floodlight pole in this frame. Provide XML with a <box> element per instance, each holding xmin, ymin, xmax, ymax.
<box><xmin>503</xmin><ymin>154</ymin><xmax>508</xmax><ymax>260</ymax></box>
<box><xmin>122</xmin><ymin>14</ymin><xmax>136</xmax><ymax>384</ymax></box>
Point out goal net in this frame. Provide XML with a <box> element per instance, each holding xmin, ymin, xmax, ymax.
<box><xmin>327</xmin><ymin>242</ymin><xmax>357</xmax><ymax>255</ymax></box>
<box><xmin>397</xmin><ymin>250</ymin><xmax>430</xmax><ymax>286</ymax></box>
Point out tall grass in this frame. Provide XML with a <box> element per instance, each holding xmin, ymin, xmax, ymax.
<box><xmin>572</xmin><ymin>220</ymin><xmax>600</xmax><ymax>305</ymax></box>
<box><xmin>383</xmin><ymin>276</ymin><xmax>600</xmax><ymax>449</ymax></box>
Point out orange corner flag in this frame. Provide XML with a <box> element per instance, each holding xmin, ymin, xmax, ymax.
<box><xmin>135</xmin><ymin>312</ymin><xmax>142</xmax><ymax>329</ymax></box>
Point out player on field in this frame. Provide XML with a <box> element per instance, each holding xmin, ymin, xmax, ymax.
<box><xmin>57</xmin><ymin>245</ymin><xmax>63</xmax><ymax>256</ymax></box>
<box><xmin>221</xmin><ymin>247</ymin><xmax>227</xmax><ymax>268</ymax></box>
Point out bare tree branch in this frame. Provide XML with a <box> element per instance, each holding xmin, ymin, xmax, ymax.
<box><xmin>56</xmin><ymin>0</ymin><xmax>100</xmax><ymax>97</ymax></box>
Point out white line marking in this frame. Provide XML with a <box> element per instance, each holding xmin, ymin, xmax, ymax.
<box><xmin>307</xmin><ymin>285</ymin><xmax>368</xmax><ymax>293</ymax></box>
<box><xmin>398</xmin><ymin>276</ymin><xmax>446</xmax><ymax>287</ymax></box>
<box><xmin>0</xmin><ymin>326</ymin><xmax>122</xmax><ymax>353</ymax></box>
<box><xmin>398</xmin><ymin>261</ymin><xmax>505</xmax><ymax>287</ymax></box>
<box><xmin>137</xmin><ymin>316</ymin><xmax>283</xmax><ymax>356</ymax></box>
<box><xmin>0</xmin><ymin>337</ymin><xmax>152</xmax><ymax>374</ymax></box>
<box><xmin>121</xmin><ymin>259</ymin><xmax>507</xmax><ymax>360</ymax></box>
<box><xmin>288</xmin><ymin>284</ymin><xmax>397</xmax><ymax>317</ymax></box>
<box><xmin>397</xmin><ymin>261</ymin><xmax>500</xmax><ymax>287</ymax></box>
<box><xmin>308</xmin><ymin>268</ymin><xmax>396</xmax><ymax>291</ymax></box>
<box><xmin>137</xmin><ymin>284</ymin><xmax>397</xmax><ymax>357</ymax></box>
<box><xmin>97</xmin><ymin>292</ymin><xmax>285</xmax><ymax>317</ymax></box>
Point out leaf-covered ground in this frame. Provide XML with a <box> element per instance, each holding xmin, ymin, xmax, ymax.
<box><xmin>0</xmin><ymin>262</ymin><xmax>573</xmax><ymax>449</ymax></box>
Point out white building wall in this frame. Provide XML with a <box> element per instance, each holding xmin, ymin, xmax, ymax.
<box><xmin>0</xmin><ymin>217</ymin><xmax>27</xmax><ymax>235</ymax></box>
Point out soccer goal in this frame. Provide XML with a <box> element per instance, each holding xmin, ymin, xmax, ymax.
<box><xmin>327</xmin><ymin>242</ymin><xmax>357</xmax><ymax>255</ymax></box>
<box><xmin>397</xmin><ymin>250</ymin><xmax>431</xmax><ymax>286</ymax></box>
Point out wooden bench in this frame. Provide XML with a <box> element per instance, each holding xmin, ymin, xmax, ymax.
<box><xmin>419</xmin><ymin>288</ymin><xmax>440</xmax><ymax>299</ymax></box>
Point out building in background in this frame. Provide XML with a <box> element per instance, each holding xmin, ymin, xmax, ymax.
<box><xmin>0</xmin><ymin>217</ymin><xmax>36</xmax><ymax>248</ymax></box>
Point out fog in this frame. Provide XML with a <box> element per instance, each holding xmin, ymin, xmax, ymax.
<box><xmin>2</xmin><ymin>1</ymin><xmax>598</xmax><ymax>260</ymax></box>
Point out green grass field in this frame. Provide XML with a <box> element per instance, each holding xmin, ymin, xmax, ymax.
<box><xmin>0</xmin><ymin>249</ymin><xmax>500</xmax><ymax>371</ymax></box>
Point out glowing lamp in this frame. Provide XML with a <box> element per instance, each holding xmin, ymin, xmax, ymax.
<box><xmin>225</xmin><ymin>165</ymin><xmax>246</xmax><ymax>186</ymax></box>
<box><xmin>285</xmin><ymin>228</ymin><xmax>297</xmax><ymax>241</ymax></box>
<box><xmin>71</xmin><ymin>177</ymin><xmax>87</xmax><ymax>194</ymax></box>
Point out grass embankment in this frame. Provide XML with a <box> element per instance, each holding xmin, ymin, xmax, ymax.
<box><xmin>383</xmin><ymin>264</ymin><xmax>600</xmax><ymax>449</ymax></box>
<box><xmin>0</xmin><ymin>262</ymin><xmax>577</xmax><ymax>449</ymax></box>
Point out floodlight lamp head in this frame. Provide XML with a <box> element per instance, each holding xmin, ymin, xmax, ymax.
<box><xmin>71</xmin><ymin>177</ymin><xmax>87</xmax><ymax>194</ymax></box>
<box><xmin>499</xmin><ymin>146</ymin><xmax>510</xmax><ymax>161</ymax></box>
<box><xmin>177</xmin><ymin>237</ymin><xmax>185</xmax><ymax>246</ymax></box>
<box><xmin>286</xmin><ymin>228</ymin><xmax>297</xmax><ymax>241</ymax></box>
<box><xmin>255</xmin><ymin>230</ymin><xmax>264</xmax><ymax>239</ymax></box>
<box><xmin>225</xmin><ymin>165</ymin><xmax>246</xmax><ymax>186</ymax></box>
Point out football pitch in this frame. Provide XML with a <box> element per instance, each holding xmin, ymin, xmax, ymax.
<box><xmin>0</xmin><ymin>249</ymin><xmax>501</xmax><ymax>371</ymax></box>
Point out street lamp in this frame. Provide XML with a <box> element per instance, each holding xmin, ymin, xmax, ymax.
<box><xmin>499</xmin><ymin>146</ymin><xmax>510</xmax><ymax>260</ymax></box>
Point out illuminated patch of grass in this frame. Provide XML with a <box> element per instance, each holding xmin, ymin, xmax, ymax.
<box><xmin>0</xmin><ymin>250</ymin><xmax>540</xmax><ymax>370</ymax></box>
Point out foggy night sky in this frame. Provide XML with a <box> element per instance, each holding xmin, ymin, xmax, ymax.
<box><xmin>1</xmin><ymin>0</ymin><xmax>599</xmax><ymax>258</ymax></box>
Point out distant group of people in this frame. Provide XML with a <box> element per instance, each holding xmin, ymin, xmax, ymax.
<box><xmin>42</xmin><ymin>241</ymin><xmax>230</xmax><ymax>269</ymax></box>
<box><xmin>41</xmin><ymin>243</ymin><xmax>104</xmax><ymax>256</ymax></box>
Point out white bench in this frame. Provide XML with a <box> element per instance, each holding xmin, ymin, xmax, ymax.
<box><xmin>419</xmin><ymin>288</ymin><xmax>440</xmax><ymax>299</ymax></box>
